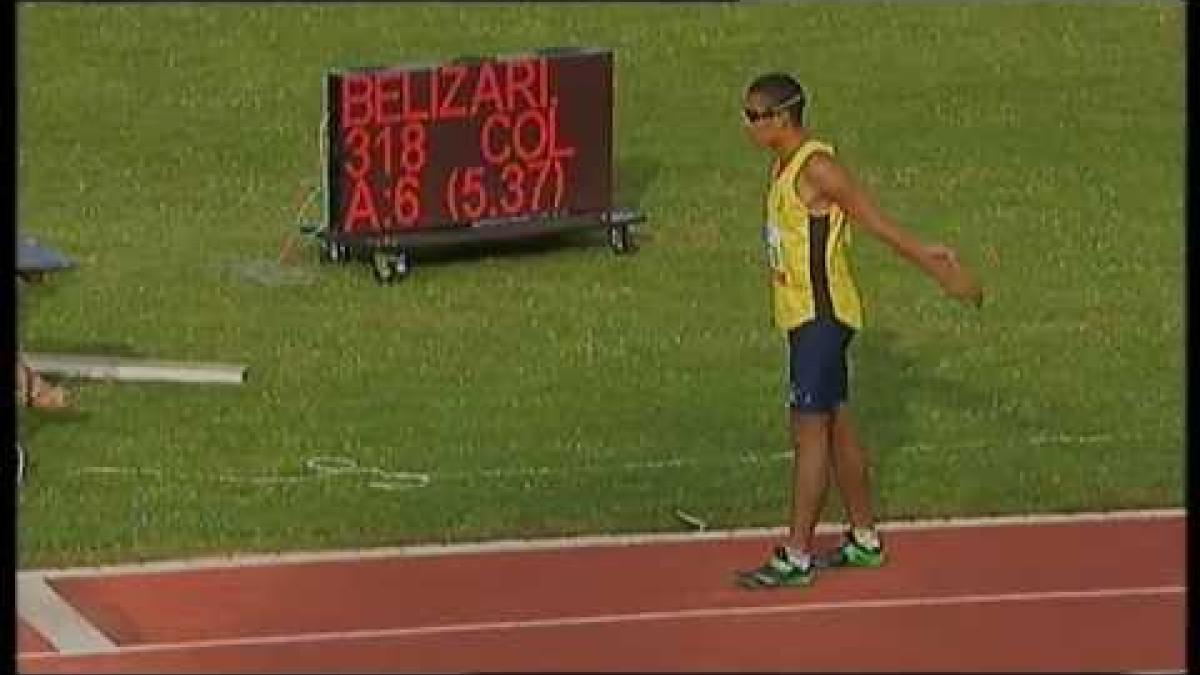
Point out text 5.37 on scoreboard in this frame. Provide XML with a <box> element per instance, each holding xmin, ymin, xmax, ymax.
<box><xmin>326</xmin><ymin>48</ymin><xmax>613</xmax><ymax>234</ymax></box>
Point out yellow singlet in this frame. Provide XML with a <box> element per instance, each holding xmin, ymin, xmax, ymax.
<box><xmin>763</xmin><ymin>139</ymin><xmax>863</xmax><ymax>331</ymax></box>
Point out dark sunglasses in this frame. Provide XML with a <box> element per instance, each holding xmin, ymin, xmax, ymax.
<box><xmin>742</xmin><ymin>107</ymin><xmax>777</xmax><ymax>125</ymax></box>
<box><xmin>741</xmin><ymin>92</ymin><xmax>805</xmax><ymax>126</ymax></box>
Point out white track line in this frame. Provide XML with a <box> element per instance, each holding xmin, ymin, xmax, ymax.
<box><xmin>16</xmin><ymin>575</ymin><xmax>118</xmax><ymax>655</ymax></box>
<box><xmin>19</xmin><ymin>585</ymin><xmax>1184</xmax><ymax>661</ymax></box>
<box><xmin>30</xmin><ymin>508</ymin><xmax>1184</xmax><ymax>579</ymax></box>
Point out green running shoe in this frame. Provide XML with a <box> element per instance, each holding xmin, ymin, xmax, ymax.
<box><xmin>736</xmin><ymin>546</ymin><xmax>815</xmax><ymax>588</ymax></box>
<box><xmin>825</xmin><ymin>530</ymin><xmax>886</xmax><ymax>568</ymax></box>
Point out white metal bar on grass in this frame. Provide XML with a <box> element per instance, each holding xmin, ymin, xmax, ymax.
<box><xmin>25</xmin><ymin>353</ymin><xmax>247</xmax><ymax>385</ymax></box>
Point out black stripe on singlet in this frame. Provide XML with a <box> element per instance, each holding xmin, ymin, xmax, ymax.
<box><xmin>808</xmin><ymin>214</ymin><xmax>833</xmax><ymax>319</ymax></box>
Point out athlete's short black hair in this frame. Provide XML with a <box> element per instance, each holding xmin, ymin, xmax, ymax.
<box><xmin>746</xmin><ymin>72</ymin><xmax>806</xmax><ymax>126</ymax></box>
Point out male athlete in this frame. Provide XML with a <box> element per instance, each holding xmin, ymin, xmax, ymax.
<box><xmin>737</xmin><ymin>73</ymin><xmax>982</xmax><ymax>588</ymax></box>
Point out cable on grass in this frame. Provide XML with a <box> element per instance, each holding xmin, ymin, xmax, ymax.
<box><xmin>674</xmin><ymin>508</ymin><xmax>708</xmax><ymax>532</ymax></box>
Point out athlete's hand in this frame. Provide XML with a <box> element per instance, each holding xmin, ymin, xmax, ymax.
<box><xmin>923</xmin><ymin>244</ymin><xmax>958</xmax><ymax>266</ymax></box>
<box><xmin>921</xmin><ymin>244</ymin><xmax>984</xmax><ymax>308</ymax></box>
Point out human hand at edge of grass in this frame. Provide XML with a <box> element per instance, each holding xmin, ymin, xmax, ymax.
<box><xmin>25</xmin><ymin>370</ymin><xmax>74</xmax><ymax>411</ymax></box>
<box><xmin>920</xmin><ymin>244</ymin><xmax>984</xmax><ymax>309</ymax></box>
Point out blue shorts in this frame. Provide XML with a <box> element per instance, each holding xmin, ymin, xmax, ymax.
<box><xmin>786</xmin><ymin>318</ymin><xmax>855</xmax><ymax>413</ymax></box>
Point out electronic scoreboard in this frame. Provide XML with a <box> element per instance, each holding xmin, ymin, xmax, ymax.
<box><xmin>320</xmin><ymin>47</ymin><xmax>643</xmax><ymax>282</ymax></box>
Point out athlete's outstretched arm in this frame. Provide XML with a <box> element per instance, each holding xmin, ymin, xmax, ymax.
<box><xmin>803</xmin><ymin>152</ymin><xmax>983</xmax><ymax>306</ymax></box>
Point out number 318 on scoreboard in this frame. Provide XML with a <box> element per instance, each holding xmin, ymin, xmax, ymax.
<box><xmin>326</xmin><ymin>49</ymin><xmax>612</xmax><ymax>234</ymax></box>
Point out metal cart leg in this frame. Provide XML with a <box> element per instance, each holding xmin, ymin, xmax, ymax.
<box><xmin>608</xmin><ymin>222</ymin><xmax>637</xmax><ymax>255</ymax></box>
<box><xmin>371</xmin><ymin>249</ymin><xmax>411</xmax><ymax>284</ymax></box>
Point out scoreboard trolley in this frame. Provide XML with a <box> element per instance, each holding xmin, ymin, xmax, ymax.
<box><xmin>316</xmin><ymin>47</ymin><xmax>645</xmax><ymax>283</ymax></box>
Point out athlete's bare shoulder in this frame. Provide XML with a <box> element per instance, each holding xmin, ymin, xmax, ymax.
<box><xmin>796</xmin><ymin>149</ymin><xmax>846</xmax><ymax>209</ymax></box>
<box><xmin>800</xmin><ymin>150</ymin><xmax>854</xmax><ymax>201</ymax></box>
<box><xmin>801</xmin><ymin>148</ymin><xmax>840</xmax><ymax>178</ymax></box>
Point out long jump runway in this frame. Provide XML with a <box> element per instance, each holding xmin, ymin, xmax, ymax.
<box><xmin>17</xmin><ymin>510</ymin><xmax>1185</xmax><ymax>672</ymax></box>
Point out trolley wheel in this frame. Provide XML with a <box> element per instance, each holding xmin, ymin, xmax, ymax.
<box><xmin>608</xmin><ymin>223</ymin><xmax>637</xmax><ymax>255</ymax></box>
<box><xmin>321</xmin><ymin>239</ymin><xmax>349</xmax><ymax>264</ymax></box>
<box><xmin>371</xmin><ymin>250</ymin><xmax>410</xmax><ymax>285</ymax></box>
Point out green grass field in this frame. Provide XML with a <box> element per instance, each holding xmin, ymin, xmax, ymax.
<box><xmin>16</xmin><ymin>3</ymin><xmax>1184</xmax><ymax>569</ymax></box>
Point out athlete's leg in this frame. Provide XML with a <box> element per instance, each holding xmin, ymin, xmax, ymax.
<box><xmin>738</xmin><ymin>320</ymin><xmax>843</xmax><ymax>587</ymax></box>
<box><xmin>827</xmin><ymin>403</ymin><xmax>886</xmax><ymax>566</ymax></box>
<box><xmin>830</xmin><ymin>405</ymin><xmax>876</xmax><ymax>531</ymax></box>
<box><xmin>789</xmin><ymin>410</ymin><xmax>834</xmax><ymax>554</ymax></box>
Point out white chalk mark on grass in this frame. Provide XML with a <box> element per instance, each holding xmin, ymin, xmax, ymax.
<box><xmin>75</xmin><ymin>456</ymin><xmax>430</xmax><ymax>491</ymax></box>
<box><xmin>68</xmin><ymin>432</ymin><xmax>1130</xmax><ymax>493</ymax></box>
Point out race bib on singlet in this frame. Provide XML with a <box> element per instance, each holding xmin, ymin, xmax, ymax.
<box><xmin>763</xmin><ymin>220</ymin><xmax>786</xmax><ymax>284</ymax></box>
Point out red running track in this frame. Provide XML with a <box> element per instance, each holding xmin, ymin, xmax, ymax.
<box><xmin>18</xmin><ymin>515</ymin><xmax>1186</xmax><ymax>672</ymax></box>
<box><xmin>18</xmin><ymin>621</ymin><xmax>55</xmax><ymax>654</ymax></box>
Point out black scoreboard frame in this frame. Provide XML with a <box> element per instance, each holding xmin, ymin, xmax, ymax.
<box><xmin>317</xmin><ymin>46</ymin><xmax>644</xmax><ymax>283</ymax></box>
